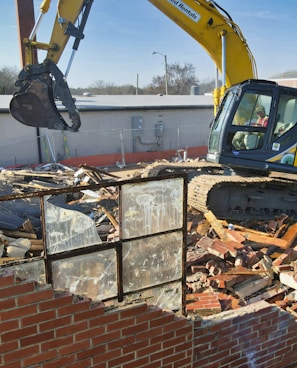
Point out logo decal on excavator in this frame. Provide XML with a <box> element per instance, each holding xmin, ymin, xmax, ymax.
<box><xmin>167</xmin><ymin>0</ymin><xmax>200</xmax><ymax>22</ymax></box>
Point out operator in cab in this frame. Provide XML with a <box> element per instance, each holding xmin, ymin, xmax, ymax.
<box><xmin>254</xmin><ymin>105</ymin><xmax>268</xmax><ymax>127</ymax></box>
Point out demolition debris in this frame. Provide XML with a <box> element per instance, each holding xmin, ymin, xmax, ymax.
<box><xmin>0</xmin><ymin>163</ymin><xmax>297</xmax><ymax>319</ymax></box>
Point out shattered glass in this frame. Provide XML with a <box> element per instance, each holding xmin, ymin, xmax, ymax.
<box><xmin>44</xmin><ymin>196</ymin><xmax>102</xmax><ymax>254</ymax></box>
<box><xmin>125</xmin><ymin>281</ymin><xmax>183</xmax><ymax>314</ymax></box>
<box><xmin>2</xmin><ymin>259</ymin><xmax>46</xmax><ymax>284</ymax></box>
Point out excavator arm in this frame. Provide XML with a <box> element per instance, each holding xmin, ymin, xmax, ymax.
<box><xmin>10</xmin><ymin>0</ymin><xmax>93</xmax><ymax>131</ymax></box>
<box><xmin>148</xmin><ymin>0</ymin><xmax>257</xmax><ymax>111</ymax></box>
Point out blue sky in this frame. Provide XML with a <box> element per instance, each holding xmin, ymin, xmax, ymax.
<box><xmin>1</xmin><ymin>0</ymin><xmax>297</xmax><ymax>88</ymax></box>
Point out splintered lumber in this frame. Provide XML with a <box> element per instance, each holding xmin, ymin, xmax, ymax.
<box><xmin>204</xmin><ymin>210</ymin><xmax>236</xmax><ymax>241</ymax></box>
<box><xmin>279</xmin><ymin>223</ymin><xmax>297</xmax><ymax>248</ymax></box>
<box><xmin>220</xmin><ymin>220</ymin><xmax>275</xmax><ymax>237</ymax></box>
<box><xmin>2</xmin><ymin>230</ymin><xmax>37</xmax><ymax>239</ymax></box>
<box><xmin>100</xmin><ymin>206</ymin><xmax>119</xmax><ymax>230</ymax></box>
<box><xmin>237</xmin><ymin>231</ymin><xmax>288</xmax><ymax>249</ymax></box>
<box><xmin>0</xmin><ymin>257</ymin><xmax>23</xmax><ymax>265</ymax></box>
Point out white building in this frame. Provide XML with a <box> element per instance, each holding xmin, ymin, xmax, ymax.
<box><xmin>0</xmin><ymin>94</ymin><xmax>213</xmax><ymax>168</ymax></box>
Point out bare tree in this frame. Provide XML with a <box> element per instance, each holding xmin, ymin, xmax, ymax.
<box><xmin>150</xmin><ymin>62</ymin><xmax>199</xmax><ymax>95</ymax></box>
<box><xmin>0</xmin><ymin>66</ymin><xmax>18</xmax><ymax>94</ymax></box>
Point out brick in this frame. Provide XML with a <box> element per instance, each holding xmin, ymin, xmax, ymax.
<box><xmin>76</xmin><ymin>344</ymin><xmax>106</xmax><ymax>360</ymax></box>
<box><xmin>122</xmin><ymin>340</ymin><xmax>147</xmax><ymax>355</ymax></box>
<box><xmin>38</xmin><ymin>293</ymin><xmax>73</xmax><ymax>311</ymax></box>
<box><xmin>74</xmin><ymin>304</ymin><xmax>106</xmax><ymax>323</ymax></box>
<box><xmin>0</xmin><ymin>319</ymin><xmax>19</xmax><ymax>333</ymax></box>
<box><xmin>92</xmin><ymin>348</ymin><xmax>122</xmax><ymax>365</ymax></box>
<box><xmin>40</xmin><ymin>335</ymin><xmax>73</xmax><ymax>351</ymax></box>
<box><xmin>68</xmin><ymin>358</ymin><xmax>92</xmax><ymax>368</ymax></box>
<box><xmin>22</xmin><ymin>349</ymin><xmax>57</xmax><ymax>367</ymax></box>
<box><xmin>150</xmin><ymin>312</ymin><xmax>175</xmax><ymax>328</ymax></box>
<box><xmin>21</xmin><ymin>309</ymin><xmax>56</xmax><ymax>327</ymax></box>
<box><xmin>136</xmin><ymin>342</ymin><xmax>162</xmax><ymax>358</ymax></box>
<box><xmin>122</xmin><ymin>321</ymin><xmax>149</xmax><ymax>336</ymax></box>
<box><xmin>1</xmin><ymin>361</ymin><xmax>21</xmax><ymax>368</ymax></box>
<box><xmin>135</xmin><ymin>325</ymin><xmax>163</xmax><ymax>343</ymax></box>
<box><xmin>120</xmin><ymin>303</ymin><xmax>148</xmax><ymax>319</ymax></box>
<box><xmin>0</xmin><ymin>282</ymin><xmax>35</xmax><ymax>300</ymax></box>
<box><xmin>186</xmin><ymin>292</ymin><xmax>221</xmax><ymax>315</ymax></box>
<box><xmin>108</xmin><ymin>352</ymin><xmax>135</xmax><ymax>367</ymax></box>
<box><xmin>39</xmin><ymin>315</ymin><xmax>72</xmax><ymax>332</ymax></box>
<box><xmin>43</xmin><ymin>355</ymin><xmax>76</xmax><ymax>368</ymax></box>
<box><xmin>74</xmin><ymin>323</ymin><xmax>104</xmax><ymax>341</ymax></box>
<box><xmin>173</xmin><ymin>355</ymin><xmax>192</xmax><ymax>368</ymax></box>
<box><xmin>167</xmin><ymin>336</ymin><xmax>192</xmax><ymax>351</ymax></box>
<box><xmin>162</xmin><ymin>350</ymin><xmax>186</xmax><ymax>365</ymax></box>
<box><xmin>0</xmin><ymin>340</ymin><xmax>18</xmax><ymax>354</ymax></box>
<box><xmin>0</xmin><ymin>304</ymin><xmax>37</xmax><ymax>322</ymax></box>
<box><xmin>0</xmin><ymin>297</ymin><xmax>16</xmax><ymax>311</ymax></box>
<box><xmin>4</xmin><ymin>345</ymin><xmax>39</xmax><ymax>363</ymax></box>
<box><xmin>2</xmin><ymin>325</ymin><xmax>37</xmax><ymax>343</ymax></box>
<box><xmin>58</xmin><ymin>339</ymin><xmax>90</xmax><ymax>356</ymax></box>
<box><xmin>135</xmin><ymin>307</ymin><xmax>163</xmax><ymax>324</ymax></box>
<box><xmin>150</xmin><ymin>346</ymin><xmax>175</xmax><ymax>362</ymax></box>
<box><xmin>92</xmin><ymin>330</ymin><xmax>121</xmax><ymax>346</ymax></box>
<box><xmin>56</xmin><ymin>298</ymin><xmax>91</xmax><ymax>317</ymax></box>
<box><xmin>107</xmin><ymin>316</ymin><xmax>135</xmax><ymax>331</ymax></box>
<box><xmin>56</xmin><ymin>320</ymin><xmax>88</xmax><ymax>338</ymax></box>
<box><xmin>123</xmin><ymin>356</ymin><xmax>149</xmax><ymax>368</ymax></box>
<box><xmin>0</xmin><ymin>273</ymin><xmax>14</xmax><ymax>288</ymax></box>
<box><xmin>108</xmin><ymin>335</ymin><xmax>135</xmax><ymax>351</ymax></box>
<box><xmin>20</xmin><ymin>330</ymin><xmax>54</xmax><ymax>347</ymax></box>
<box><xmin>17</xmin><ymin>288</ymin><xmax>53</xmax><ymax>306</ymax></box>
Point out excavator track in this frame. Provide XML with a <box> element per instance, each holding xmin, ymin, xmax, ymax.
<box><xmin>141</xmin><ymin>161</ymin><xmax>297</xmax><ymax>221</ymax></box>
<box><xmin>188</xmin><ymin>174</ymin><xmax>297</xmax><ymax>221</ymax></box>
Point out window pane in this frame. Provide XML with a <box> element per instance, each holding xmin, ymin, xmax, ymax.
<box><xmin>121</xmin><ymin>178</ymin><xmax>184</xmax><ymax>239</ymax></box>
<box><xmin>123</xmin><ymin>232</ymin><xmax>183</xmax><ymax>292</ymax></box>
<box><xmin>44</xmin><ymin>196</ymin><xmax>102</xmax><ymax>254</ymax></box>
<box><xmin>52</xmin><ymin>250</ymin><xmax>117</xmax><ymax>301</ymax></box>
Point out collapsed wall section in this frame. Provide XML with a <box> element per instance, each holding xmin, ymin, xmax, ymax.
<box><xmin>0</xmin><ymin>271</ymin><xmax>193</xmax><ymax>368</ymax></box>
<box><xmin>1</xmin><ymin>271</ymin><xmax>297</xmax><ymax>368</ymax></box>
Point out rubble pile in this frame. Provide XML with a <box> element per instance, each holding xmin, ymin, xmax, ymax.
<box><xmin>0</xmin><ymin>164</ymin><xmax>297</xmax><ymax>319</ymax></box>
<box><xmin>186</xmin><ymin>208</ymin><xmax>297</xmax><ymax>319</ymax></box>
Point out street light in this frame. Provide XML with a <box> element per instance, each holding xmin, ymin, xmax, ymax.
<box><xmin>152</xmin><ymin>51</ymin><xmax>168</xmax><ymax>95</ymax></box>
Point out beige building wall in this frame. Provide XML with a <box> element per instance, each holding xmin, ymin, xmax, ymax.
<box><xmin>0</xmin><ymin>95</ymin><xmax>213</xmax><ymax>167</ymax></box>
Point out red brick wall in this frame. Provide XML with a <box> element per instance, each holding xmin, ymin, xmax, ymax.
<box><xmin>1</xmin><ymin>271</ymin><xmax>297</xmax><ymax>368</ymax></box>
<box><xmin>192</xmin><ymin>301</ymin><xmax>297</xmax><ymax>368</ymax></box>
<box><xmin>0</xmin><ymin>271</ymin><xmax>193</xmax><ymax>368</ymax></box>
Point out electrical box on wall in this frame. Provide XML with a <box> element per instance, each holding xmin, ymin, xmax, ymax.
<box><xmin>155</xmin><ymin>123</ymin><xmax>165</xmax><ymax>137</ymax></box>
<box><xmin>132</xmin><ymin>116</ymin><xmax>143</xmax><ymax>137</ymax></box>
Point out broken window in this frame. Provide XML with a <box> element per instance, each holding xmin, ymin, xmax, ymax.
<box><xmin>1</xmin><ymin>174</ymin><xmax>187</xmax><ymax>315</ymax></box>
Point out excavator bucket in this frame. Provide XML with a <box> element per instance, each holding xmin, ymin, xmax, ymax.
<box><xmin>10</xmin><ymin>79</ymin><xmax>72</xmax><ymax>131</ymax></box>
<box><xmin>10</xmin><ymin>61</ymin><xmax>81</xmax><ymax>132</ymax></box>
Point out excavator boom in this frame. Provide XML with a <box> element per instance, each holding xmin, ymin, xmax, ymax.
<box><xmin>149</xmin><ymin>0</ymin><xmax>257</xmax><ymax>86</ymax></box>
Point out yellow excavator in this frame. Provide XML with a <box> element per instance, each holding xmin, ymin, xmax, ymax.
<box><xmin>10</xmin><ymin>0</ymin><xmax>255</xmax><ymax>132</ymax></box>
<box><xmin>10</xmin><ymin>0</ymin><xmax>297</xmax><ymax>219</ymax></box>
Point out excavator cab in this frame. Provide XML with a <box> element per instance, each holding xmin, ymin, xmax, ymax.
<box><xmin>207</xmin><ymin>79</ymin><xmax>297</xmax><ymax>175</ymax></box>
